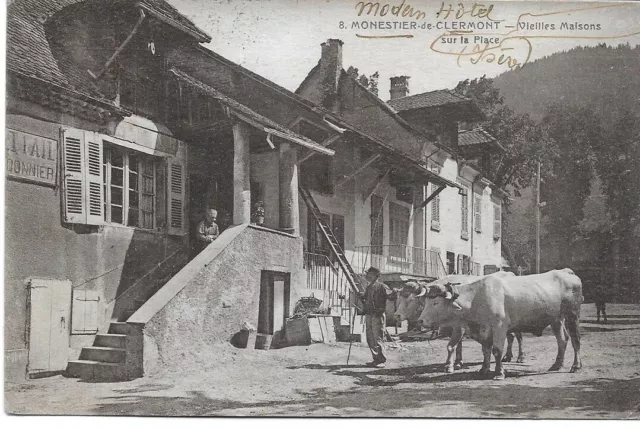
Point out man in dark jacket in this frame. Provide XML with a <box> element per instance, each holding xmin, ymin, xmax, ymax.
<box><xmin>358</xmin><ymin>267</ymin><xmax>396</xmax><ymax>368</ymax></box>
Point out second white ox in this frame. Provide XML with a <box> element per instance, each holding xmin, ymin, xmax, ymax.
<box><xmin>417</xmin><ymin>268</ymin><xmax>583</xmax><ymax>380</ymax></box>
<box><xmin>394</xmin><ymin>272</ymin><xmax>523</xmax><ymax>373</ymax></box>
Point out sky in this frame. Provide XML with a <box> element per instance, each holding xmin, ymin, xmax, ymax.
<box><xmin>166</xmin><ymin>0</ymin><xmax>640</xmax><ymax>99</ymax></box>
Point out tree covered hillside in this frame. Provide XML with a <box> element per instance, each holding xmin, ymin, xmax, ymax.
<box><xmin>487</xmin><ymin>43</ymin><xmax>640</xmax><ymax>299</ymax></box>
<box><xmin>493</xmin><ymin>44</ymin><xmax>640</xmax><ymax>123</ymax></box>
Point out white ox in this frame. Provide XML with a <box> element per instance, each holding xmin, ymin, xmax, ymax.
<box><xmin>417</xmin><ymin>268</ymin><xmax>583</xmax><ymax>380</ymax></box>
<box><xmin>394</xmin><ymin>272</ymin><xmax>523</xmax><ymax>373</ymax></box>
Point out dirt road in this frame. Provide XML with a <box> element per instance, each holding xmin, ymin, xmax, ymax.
<box><xmin>5</xmin><ymin>303</ymin><xmax>640</xmax><ymax>418</ymax></box>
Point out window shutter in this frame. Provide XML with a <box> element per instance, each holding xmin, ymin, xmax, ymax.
<box><xmin>461</xmin><ymin>189</ymin><xmax>469</xmax><ymax>237</ymax></box>
<box><xmin>474</xmin><ymin>195</ymin><xmax>482</xmax><ymax>233</ymax></box>
<box><xmin>61</xmin><ymin>128</ymin><xmax>87</xmax><ymax>224</ymax></box>
<box><xmin>84</xmin><ymin>133</ymin><xmax>104</xmax><ymax>225</ymax></box>
<box><xmin>430</xmin><ymin>183</ymin><xmax>440</xmax><ymax>230</ymax></box>
<box><xmin>155</xmin><ymin>161</ymin><xmax>167</xmax><ymax>230</ymax></box>
<box><xmin>71</xmin><ymin>289</ymin><xmax>100</xmax><ymax>334</ymax></box>
<box><xmin>167</xmin><ymin>159</ymin><xmax>186</xmax><ymax>235</ymax></box>
<box><xmin>435</xmin><ymin>190</ymin><xmax>440</xmax><ymax>221</ymax></box>
<box><xmin>430</xmin><ymin>167</ymin><xmax>441</xmax><ymax>230</ymax></box>
<box><xmin>493</xmin><ymin>204</ymin><xmax>501</xmax><ymax>240</ymax></box>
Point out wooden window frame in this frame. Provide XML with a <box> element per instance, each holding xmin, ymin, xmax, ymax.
<box><xmin>103</xmin><ymin>143</ymin><xmax>157</xmax><ymax>230</ymax></box>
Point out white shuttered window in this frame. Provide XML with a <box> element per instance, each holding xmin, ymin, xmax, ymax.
<box><xmin>62</xmin><ymin>128</ymin><xmax>103</xmax><ymax>224</ymax></box>
<box><xmin>61</xmin><ymin>127</ymin><xmax>186</xmax><ymax>235</ymax></box>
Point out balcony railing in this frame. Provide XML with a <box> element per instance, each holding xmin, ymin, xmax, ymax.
<box><xmin>353</xmin><ymin>245</ymin><xmax>447</xmax><ymax>279</ymax></box>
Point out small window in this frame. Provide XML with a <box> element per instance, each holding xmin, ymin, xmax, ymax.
<box><xmin>103</xmin><ymin>145</ymin><xmax>156</xmax><ymax>229</ymax></box>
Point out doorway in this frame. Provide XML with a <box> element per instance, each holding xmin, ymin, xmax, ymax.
<box><xmin>446</xmin><ymin>251</ymin><xmax>456</xmax><ymax>274</ymax></box>
<box><xmin>257</xmin><ymin>271</ymin><xmax>290</xmax><ymax>335</ymax></box>
<box><xmin>27</xmin><ymin>279</ymin><xmax>72</xmax><ymax>378</ymax></box>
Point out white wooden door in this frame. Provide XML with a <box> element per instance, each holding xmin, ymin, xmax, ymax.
<box><xmin>28</xmin><ymin>279</ymin><xmax>72</xmax><ymax>376</ymax></box>
<box><xmin>273</xmin><ymin>277</ymin><xmax>286</xmax><ymax>333</ymax></box>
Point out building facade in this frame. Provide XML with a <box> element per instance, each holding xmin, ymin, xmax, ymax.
<box><xmin>296</xmin><ymin>40</ymin><xmax>504</xmax><ymax>286</ymax></box>
<box><xmin>5</xmin><ymin>2</ymin><xmax>505</xmax><ymax>381</ymax></box>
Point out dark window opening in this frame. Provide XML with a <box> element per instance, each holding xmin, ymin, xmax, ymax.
<box><xmin>446</xmin><ymin>251</ymin><xmax>456</xmax><ymax>274</ymax></box>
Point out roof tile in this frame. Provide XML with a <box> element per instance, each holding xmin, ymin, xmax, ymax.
<box><xmin>7</xmin><ymin>0</ymin><xmax>210</xmax><ymax>99</ymax></box>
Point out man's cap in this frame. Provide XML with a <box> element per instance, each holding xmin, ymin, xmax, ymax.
<box><xmin>366</xmin><ymin>267</ymin><xmax>381</xmax><ymax>276</ymax></box>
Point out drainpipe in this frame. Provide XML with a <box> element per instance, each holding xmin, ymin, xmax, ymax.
<box><xmin>423</xmin><ymin>183</ymin><xmax>428</xmax><ymax>250</ymax></box>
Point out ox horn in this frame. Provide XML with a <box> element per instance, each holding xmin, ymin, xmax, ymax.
<box><xmin>416</xmin><ymin>286</ymin><xmax>427</xmax><ymax>297</ymax></box>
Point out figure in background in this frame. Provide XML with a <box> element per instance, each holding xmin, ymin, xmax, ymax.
<box><xmin>195</xmin><ymin>208</ymin><xmax>220</xmax><ymax>254</ymax></box>
<box><xmin>595</xmin><ymin>284</ymin><xmax>608</xmax><ymax>324</ymax></box>
<box><xmin>358</xmin><ymin>267</ymin><xmax>396</xmax><ymax>368</ymax></box>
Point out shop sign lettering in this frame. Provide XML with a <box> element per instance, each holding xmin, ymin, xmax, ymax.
<box><xmin>5</xmin><ymin>129</ymin><xmax>58</xmax><ymax>186</ymax></box>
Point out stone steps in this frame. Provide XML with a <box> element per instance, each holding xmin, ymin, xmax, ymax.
<box><xmin>66</xmin><ymin>360</ymin><xmax>127</xmax><ymax>382</ymax></box>
<box><xmin>94</xmin><ymin>333</ymin><xmax>126</xmax><ymax>349</ymax></box>
<box><xmin>79</xmin><ymin>346</ymin><xmax>126</xmax><ymax>363</ymax></box>
<box><xmin>65</xmin><ymin>322</ymin><xmax>130</xmax><ymax>382</ymax></box>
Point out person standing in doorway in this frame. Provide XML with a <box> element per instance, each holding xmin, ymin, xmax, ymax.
<box><xmin>195</xmin><ymin>208</ymin><xmax>220</xmax><ymax>254</ymax></box>
<box><xmin>358</xmin><ymin>267</ymin><xmax>396</xmax><ymax>368</ymax></box>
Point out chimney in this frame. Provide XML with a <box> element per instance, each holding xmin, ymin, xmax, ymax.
<box><xmin>319</xmin><ymin>39</ymin><xmax>343</xmax><ymax>111</ymax></box>
<box><xmin>390</xmin><ymin>76</ymin><xmax>410</xmax><ymax>100</ymax></box>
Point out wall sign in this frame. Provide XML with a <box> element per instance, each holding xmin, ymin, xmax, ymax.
<box><xmin>5</xmin><ymin>129</ymin><xmax>58</xmax><ymax>186</ymax></box>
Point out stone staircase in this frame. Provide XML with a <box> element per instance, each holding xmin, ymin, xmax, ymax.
<box><xmin>66</xmin><ymin>322</ymin><xmax>129</xmax><ymax>381</ymax></box>
<box><xmin>66</xmin><ymin>266</ymin><xmax>181</xmax><ymax>381</ymax></box>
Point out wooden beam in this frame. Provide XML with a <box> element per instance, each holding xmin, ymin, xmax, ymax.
<box><xmin>362</xmin><ymin>167</ymin><xmax>391</xmax><ymax>201</ymax></box>
<box><xmin>297</xmin><ymin>134</ymin><xmax>341</xmax><ymax>164</ymax></box>
<box><xmin>414</xmin><ymin>184</ymin><xmax>445</xmax><ymax>212</ymax></box>
<box><xmin>336</xmin><ymin>154</ymin><xmax>381</xmax><ymax>189</ymax></box>
<box><xmin>88</xmin><ymin>9</ymin><xmax>146</xmax><ymax>79</ymax></box>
